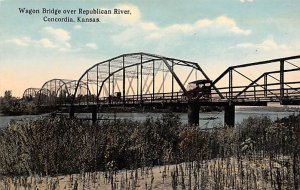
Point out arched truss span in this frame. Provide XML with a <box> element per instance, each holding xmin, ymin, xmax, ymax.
<box><xmin>37</xmin><ymin>79</ymin><xmax>90</xmax><ymax>106</ymax></box>
<box><xmin>72</xmin><ymin>52</ymin><xmax>222</xmax><ymax>106</ymax></box>
<box><xmin>22</xmin><ymin>88</ymin><xmax>40</xmax><ymax>102</ymax></box>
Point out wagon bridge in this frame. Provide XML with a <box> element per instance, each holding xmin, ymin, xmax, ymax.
<box><xmin>23</xmin><ymin>53</ymin><xmax>300</xmax><ymax>126</ymax></box>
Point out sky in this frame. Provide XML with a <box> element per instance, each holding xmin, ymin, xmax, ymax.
<box><xmin>0</xmin><ymin>0</ymin><xmax>300</xmax><ymax>97</ymax></box>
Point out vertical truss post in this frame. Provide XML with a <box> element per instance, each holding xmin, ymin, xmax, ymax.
<box><xmin>108</xmin><ymin>62</ymin><xmax>111</xmax><ymax>104</ymax></box>
<box><xmin>171</xmin><ymin>60</ymin><xmax>174</xmax><ymax>100</ymax></box>
<box><xmin>96</xmin><ymin>66</ymin><xmax>99</xmax><ymax>104</ymax></box>
<box><xmin>264</xmin><ymin>74</ymin><xmax>267</xmax><ymax>97</ymax></box>
<box><xmin>152</xmin><ymin>60</ymin><xmax>155</xmax><ymax>102</ymax></box>
<box><xmin>229</xmin><ymin>69</ymin><xmax>233</xmax><ymax>99</ymax></box>
<box><xmin>254</xmin><ymin>86</ymin><xmax>256</xmax><ymax>100</ymax></box>
<box><xmin>86</xmin><ymin>73</ymin><xmax>89</xmax><ymax>106</ymax></box>
<box><xmin>123</xmin><ymin>56</ymin><xmax>126</xmax><ymax>105</ymax></box>
<box><xmin>54</xmin><ymin>82</ymin><xmax>56</xmax><ymax>106</ymax></box>
<box><xmin>112</xmin><ymin>74</ymin><xmax>115</xmax><ymax>98</ymax></box>
<box><xmin>280</xmin><ymin>60</ymin><xmax>284</xmax><ymax>100</ymax></box>
<box><xmin>140</xmin><ymin>54</ymin><xmax>143</xmax><ymax>102</ymax></box>
<box><xmin>136</xmin><ymin>64</ymin><xmax>139</xmax><ymax>102</ymax></box>
<box><xmin>163</xmin><ymin>62</ymin><xmax>165</xmax><ymax>99</ymax></box>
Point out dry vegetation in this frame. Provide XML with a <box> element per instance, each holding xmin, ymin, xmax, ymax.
<box><xmin>0</xmin><ymin>113</ymin><xmax>299</xmax><ymax>189</ymax></box>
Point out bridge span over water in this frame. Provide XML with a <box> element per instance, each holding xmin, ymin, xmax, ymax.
<box><xmin>23</xmin><ymin>53</ymin><xmax>300</xmax><ymax>126</ymax></box>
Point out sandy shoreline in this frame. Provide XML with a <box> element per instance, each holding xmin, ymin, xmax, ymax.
<box><xmin>1</xmin><ymin>156</ymin><xmax>295</xmax><ymax>190</ymax></box>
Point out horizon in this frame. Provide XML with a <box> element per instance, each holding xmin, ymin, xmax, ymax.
<box><xmin>1</xmin><ymin>0</ymin><xmax>300</xmax><ymax>97</ymax></box>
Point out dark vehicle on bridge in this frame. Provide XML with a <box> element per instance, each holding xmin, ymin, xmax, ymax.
<box><xmin>183</xmin><ymin>79</ymin><xmax>212</xmax><ymax>100</ymax></box>
<box><xmin>107</xmin><ymin>92</ymin><xmax>122</xmax><ymax>103</ymax></box>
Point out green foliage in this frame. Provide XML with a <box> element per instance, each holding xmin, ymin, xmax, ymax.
<box><xmin>0</xmin><ymin>90</ymin><xmax>37</xmax><ymax>115</ymax></box>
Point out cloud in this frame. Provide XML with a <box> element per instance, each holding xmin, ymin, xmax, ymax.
<box><xmin>37</xmin><ymin>38</ymin><xmax>56</xmax><ymax>48</ymax></box>
<box><xmin>112</xmin><ymin>15</ymin><xmax>251</xmax><ymax>46</ymax></box>
<box><xmin>6</xmin><ymin>36</ymin><xmax>57</xmax><ymax>49</ymax></box>
<box><xmin>167</xmin><ymin>15</ymin><xmax>251</xmax><ymax>36</ymax></box>
<box><xmin>43</xmin><ymin>27</ymin><xmax>71</xmax><ymax>51</ymax></box>
<box><xmin>74</xmin><ymin>25</ymin><xmax>82</xmax><ymax>30</ymax></box>
<box><xmin>105</xmin><ymin>3</ymin><xmax>250</xmax><ymax>36</ymax></box>
<box><xmin>214</xmin><ymin>16</ymin><xmax>251</xmax><ymax>35</ymax></box>
<box><xmin>233</xmin><ymin>36</ymin><xmax>288</xmax><ymax>51</ymax></box>
<box><xmin>104</xmin><ymin>3</ymin><xmax>141</xmax><ymax>25</ymax></box>
<box><xmin>240</xmin><ymin>0</ymin><xmax>254</xmax><ymax>3</ymax></box>
<box><xmin>86</xmin><ymin>43</ymin><xmax>98</xmax><ymax>49</ymax></box>
<box><xmin>229</xmin><ymin>36</ymin><xmax>300</xmax><ymax>59</ymax></box>
<box><xmin>104</xmin><ymin>4</ymin><xmax>251</xmax><ymax>52</ymax></box>
<box><xmin>5</xmin><ymin>27</ymin><xmax>72</xmax><ymax>51</ymax></box>
<box><xmin>43</xmin><ymin>27</ymin><xmax>70</xmax><ymax>42</ymax></box>
<box><xmin>6</xmin><ymin>37</ymin><xmax>31</xmax><ymax>46</ymax></box>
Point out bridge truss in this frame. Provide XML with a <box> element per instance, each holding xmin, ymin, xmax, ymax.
<box><xmin>72</xmin><ymin>52</ymin><xmax>221</xmax><ymax>106</ymax></box>
<box><xmin>22</xmin><ymin>53</ymin><xmax>300</xmax><ymax>125</ymax></box>
<box><xmin>23</xmin><ymin>79</ymin><xmax>90</xmax><ymax>107</ymax></box>
<box><xmin>212</xmin><ymin>55</ymin><xmax>300</xmax><ymax>105</ymax></box>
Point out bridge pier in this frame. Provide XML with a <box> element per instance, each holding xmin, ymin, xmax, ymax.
<box><xmin>91</xmin><ymin>105</ymin><xmax>98</xmax><ymax>124</ymax></box>
<box><xmin>69</xmin><ymin>105</ymin><xmax>75</xmax><ymax>118</ymax></box>
<box><xmin>224</xmin><ymin>103</ymin><xmax>235</xmax><ymax>127</ymax></box>
<box><xmin>188</xmin><ymin>102</ymin><xmax>200</xmax><ymax>126</ymax></box>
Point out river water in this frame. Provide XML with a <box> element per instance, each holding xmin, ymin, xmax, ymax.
<box><xmin>0</xmin><ymin>107</ymin><xmax>299</xmax><ymax>129</ymax></box>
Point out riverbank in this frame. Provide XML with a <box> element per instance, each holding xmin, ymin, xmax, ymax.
<box><xmin>0</xmin><ymin>157</ymin><xmax>295</xmax><ymax>189</ymax></box>
<box><xmin>0</xmin><ymin>113</ymin><xmax>299</xmax><ymax>189</ymax></box>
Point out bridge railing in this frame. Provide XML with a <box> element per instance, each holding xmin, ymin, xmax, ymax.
<box><xmin>211</xmin><ymin>81</ymin><xmax>300</xmax><ymax>102</ymax></box>
<box><xmin>98</xmin><ymin>91</ymin><xmax>185</xmax><ymax>105</ymax></box>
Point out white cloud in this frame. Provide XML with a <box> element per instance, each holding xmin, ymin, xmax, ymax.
<box><xmin>103</xmin><ymin>3</ymin><xmax>141</xmax><ymax>25</ymax></box>
<box><xmin>215</xmin><ymin>16</ymin><xmax>251</xmax><ymax>35</ymax></box>
<box><xmin>74</xmin><ymin>25</ymin><xmax>82</xmax><ymax>30</ymax></box>
<box><xmin>43</xmin><ymin>27</ymin><xmax>70</xmax><ymax>42</ymax></box>
<box><xmin>86</xmin><ymin>43</ymin><xmax>98</xmax><ymax>49</ymax></box>
<box><xmin>240</xmin><ymin>0</ymin><xmax>254</xmax><ymax>3</ymax></box>
<box><xmin>105</xmin><ymin>3</ymin><xmax>251</xmax><ymax>50</ymax></box>
<box><xmin>37</xmin><ymin>38</ymin><xmax>56</xmax><ymax>48</ymax></box>
<box><xmin>117</xmin><ymin>3</ymin><xmax>141</xmax><ymax>24</ymax></box>
<box><xmin>6</xmin><ymin>37</ymin><xmax>31</xmax><ymax>46</ymax></box>
<box><xmin>5</xmin><ymin>27</ymin><xmax>72</xmax><ymax>51</ymax></box>
<box><xmin>112</xmin><ymin>15</ymin><xmax>251</xmax><ymax>45</ymax></box>
<box><xmin>43</xmin><ymin>27</ymin><xmax>71</xmax><ymax>51</ymax></box>
<box><xmin>234</xmin><ymin>36</ymin><xmax>288</xmax><ymax>51</ymax></box>
<box><xmin>179</xmin><ymin>15</ymin><xmax>250</xmax><ymax>35</ymax></box>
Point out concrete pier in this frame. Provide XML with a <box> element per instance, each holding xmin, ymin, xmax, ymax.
<box><xmin>69</xmin><ymin>105</ymin><xmax>74</xmax><ymax>118</ymax></box>
<box><xmin>224</xmin><ymin>103</ymin><xmax>235</xmax><ymax>127</ymax></box>
<box><xmin>188</xmin><ymin>102</ymin><xmax>200</xmax><ymax>126</ymax></box>
<box><xmin>91</xmin><ymin>105</ymin><xmax>98</xmax><ymax>124</ymax></box>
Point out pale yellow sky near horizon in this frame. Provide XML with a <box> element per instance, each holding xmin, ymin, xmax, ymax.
<box><xmin>1</xmin><ymin>0</ymin><xmax>300</xmax><ymax>97</ymax></box>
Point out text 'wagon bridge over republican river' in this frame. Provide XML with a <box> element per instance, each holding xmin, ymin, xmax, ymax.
<box><xmin>23</xmin><ymin>53</ymin><xmax>300</xmax><ymax>126</ymax></box>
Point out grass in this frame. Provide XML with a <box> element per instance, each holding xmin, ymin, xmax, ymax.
<box><xmin>0</xmin><ymin>112</ymin><xmax>299</xmax><ymax>189</ymax></box>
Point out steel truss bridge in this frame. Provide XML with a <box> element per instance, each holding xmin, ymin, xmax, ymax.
<box><xmin>23</xmin><ymin>53</ymin><xmax>300</xmax><ymax>126</ymax></box>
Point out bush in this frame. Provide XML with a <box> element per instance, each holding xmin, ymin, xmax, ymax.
<box><xmin>0</xmin><ymin>113</ymin><xmax>299</xmax><ymax>179</ymax></box>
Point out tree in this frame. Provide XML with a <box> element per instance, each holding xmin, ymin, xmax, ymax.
<box><xmin>4</xmin><ymin>90</ymin><xmax>12</xmax><ymax>100</ymax></box>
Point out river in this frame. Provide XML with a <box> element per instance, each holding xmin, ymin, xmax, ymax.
<box><xmin>0</xmin><ymin>107</ymin><xmax>299</xmax><ymax>129</ymax></box>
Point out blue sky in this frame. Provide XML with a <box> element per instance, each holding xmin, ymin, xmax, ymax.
<box><xmin>0</xmin><ymin>0</ymin><xmax>300</xmax><ymax>96</ymax></box>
